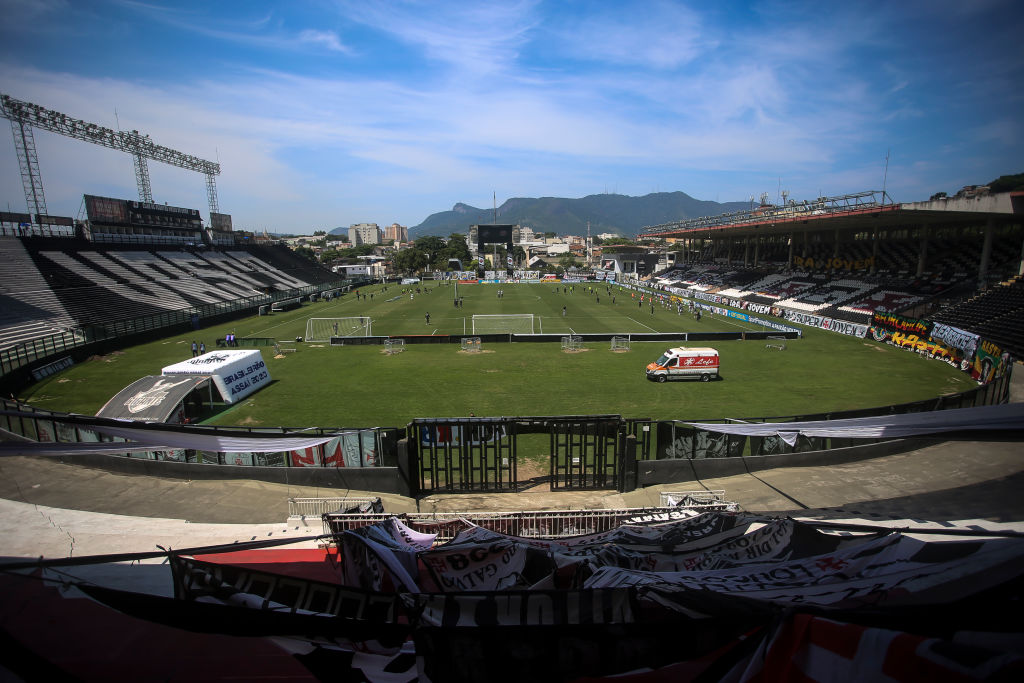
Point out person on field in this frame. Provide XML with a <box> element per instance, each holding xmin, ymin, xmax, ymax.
<box><xmin>425</xmin><ymin>312</ymin><xmax>431</xmax><ymax>325</ymax></box>
<box><xmin>191</xmin><ymin>341</ymin><xmax>198</xmax><ymax>357</ymax></box>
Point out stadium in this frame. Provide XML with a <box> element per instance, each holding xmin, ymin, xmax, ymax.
<box><xmin>2</xmin><ymin>92</ymin><xmax>1024</xmax><ymax>681</ymax></box>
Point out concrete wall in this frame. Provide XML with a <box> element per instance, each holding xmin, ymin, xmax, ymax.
<box><xmin>902</xmin><ymin>193</ymin><xmax>1016</xmax><ymax>214</ymax></box>
<box><xmin>55</xmin><ymin>452</ymin><xmax>406</xmax><ymax>494</ymax></box>
<box><xmin>637</xmin><ymin>437</ymin><xmax>935</xmax><ymax>487</ymax></box>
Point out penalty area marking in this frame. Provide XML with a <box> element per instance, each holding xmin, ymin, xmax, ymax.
<box><xmin>627</xmin><ymin>317</ymin><xmax>657</xmax><ymax>332</ymax></box>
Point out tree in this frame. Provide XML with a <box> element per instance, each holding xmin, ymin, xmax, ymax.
<box><xmin>988</xmin><ymin>173</ymin><xmax>1024</xmax><ymax>193</ymax></box>
<box><xmin>294</xmin><ymin>246</ymin><xmax>317</xmax><ymax>262</ymax></box>
<box><xmin>414</xmin><ymin>236</ymin><xmax>447</xmax><ymax>269</ymax></box>
<box><xmin>559</xmin><ymin>253</ymin><xmax>580</xmax><ymax>269</ymax></box>
<box><xmin>444</xmin><ymin>233</ymin><xmax>471</xmax><ymax>263</ymax></box>
<box><xmin>313</xmin><ymin>230</ymin><xmax>326</xmax><ymax>236</ymax></box>
<box><xmin>392</xmin><ymin>248</ymin><xmax>427</xmax><ymax>274</ymax></box>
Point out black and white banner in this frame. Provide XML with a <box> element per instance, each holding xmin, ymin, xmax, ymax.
<box><xmin>929</xmin><ymin>321</ymin><xmax>980</xmax><ymax>358</ymax></box>
<box><xmin>785</xmin><ymin>310</ymin><xmax>868</xmax><ymax>338</ymax></box>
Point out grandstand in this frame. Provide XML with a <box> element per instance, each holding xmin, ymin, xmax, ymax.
<box><xmin>642</xmin><ymin>190</ymin><xmax>1023</xmax><ymax>353</ymax></box>
<box><xmin>0</xmin><ymin>197</ymin><xmax>352</xmax><ymax>374</ymax></box>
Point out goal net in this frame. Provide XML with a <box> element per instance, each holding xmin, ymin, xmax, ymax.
<box><xmin>305</xmin><ymin>317</ymin><xmax>372</xmax><ymax>341</ymax></box>
<box><xmin>471</xmin><ymin>314</ymin><xmax>535</xmax><ymax>334</ymax></box>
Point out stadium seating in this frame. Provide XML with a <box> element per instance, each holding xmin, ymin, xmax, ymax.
<box><xmin>0</xmin><ymin>237</ymin><xmax>341</xmax><ymax>350</ymax></box>
<box><xmin>932</xmin><ymin>278</ymin><xmax>1024</xmax><ymax>358</ymax></box>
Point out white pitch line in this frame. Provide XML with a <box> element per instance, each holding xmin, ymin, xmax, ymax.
<box><xmin>627</xmin><ymin>317</ymin><xmax>658</xmax><ymax>332</ymax></box>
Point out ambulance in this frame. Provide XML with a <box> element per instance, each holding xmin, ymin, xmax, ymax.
<box><xmin>646</xmin><ymin>346</ymin><xmax>719</xmax><ymax>382</ymax></box>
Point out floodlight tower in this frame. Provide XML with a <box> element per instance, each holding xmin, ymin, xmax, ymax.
<box><xmin>0</xmin><ymin>93</ymin><xmax>221</xmax><ymax>226</ymax></box>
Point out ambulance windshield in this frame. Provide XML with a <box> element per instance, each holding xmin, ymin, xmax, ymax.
<box><xmin>655</xmin><ymin>354</ymin><xmax>671</xmax><ymax>366</ymax></box>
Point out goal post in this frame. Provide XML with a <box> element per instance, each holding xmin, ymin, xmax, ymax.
<box><xmin>471</xmin><ymin>314</ymin><xmax>535</xmax><ymax>335</ymax></box>
<box><xmin>305</xmin><ymin>317</ymin><xmax>372</xmax><ymax>341</ymax></box>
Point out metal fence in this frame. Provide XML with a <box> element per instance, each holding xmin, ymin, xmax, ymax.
<box><xmin>659</xmin><ymin>490</ymin><xmax>737</xmax><ymax>510</ymax></box>
<box><xmin>0</xmin><ymin>399</ymin><xmax>399</xmax><ymax>468</ymax></box>
<box><xmin>288</xmin><ymin>497</ymin><xmax>383</xmax><ymax>518</ymax></box>
<box><xmin>322</xmin><ymin>507</ymin><xmax>698</xmax><ymax>542</ymax></box>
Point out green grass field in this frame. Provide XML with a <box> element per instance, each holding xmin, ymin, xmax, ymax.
<box><xmin>18</xmin><ymin>281</ymin><xmax>976</xmax><ymax>427</ymax></box>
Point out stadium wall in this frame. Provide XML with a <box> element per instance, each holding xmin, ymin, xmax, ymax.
<box><xmin>637</xmin><ymin>437</ymin><xmax>936</xmax><ymax>486</ymax></box>
<box><xmin>329</xmin><ymin>331</ymin><xmax>801</xmax><ymax>347</ymax></box>
<box><xmin>42</xmin><ymin>452</ymin><xmax>406</xmax><ymax>494</ymax></box>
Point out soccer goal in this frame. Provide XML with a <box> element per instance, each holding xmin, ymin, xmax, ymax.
<box><xmin>305</xmin><ymin>317</ymin><xmax>372</xmax><ymax>342</ymax></box>
<box><xmin>471</xmin><ymin>314</ymin><xmax>535</xmax><ymax>335</ymax></box>
<box><xmin>561</xmin><ymin>335</ymin><xmax>583</xmax><ymax>351</ymax></box>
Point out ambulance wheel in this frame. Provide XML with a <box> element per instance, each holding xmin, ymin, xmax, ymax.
<box><xmin>700</xmin><ymin>374</ymin><xmax>710</xmax><ymax>382</ymax></box>
<box><xmin>657</xmin><ymin>374</ymin><xmax>667</xmax><ymax>383</ymax></box>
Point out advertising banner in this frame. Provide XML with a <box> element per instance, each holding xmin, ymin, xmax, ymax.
<box><xmin>868</xmin><ymin>327</ymin><xmax>961</xmax><ymax>363</ymax></box>
<box><xmin>785</xmin><ymin>311</ymin><xmax>867</xmax><ymax>338</ymax></box>
<box><xmin>971</xmin><ymin>338</ymin><xmax>1010</xmax><ymax>383</ymax></box>
<box><xmin>162</xmin><ymin>349</ymin><xmax>271</xmax><ymax>404</ymax></box>
<box><xmin>871</xmin><ymin>311</ymin><xmax>932</xmax><ymax>336</ymax></box>
<box><xmin>929</xmin><ymin>322</ymin><xmax>979</xmax><ymax>358</ymax></box>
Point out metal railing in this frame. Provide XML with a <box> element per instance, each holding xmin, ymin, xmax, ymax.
<box><xmin>323</xmin><ymin>507</ymin><xmax>705</xmax><ymax>542</ymax></box>
<box><xmin>659</xmin><ymin>490</ymin><xmax>737</xmax><ymax>509</ymax></box>
<box><xmin>288</xmin><ymin>497</ymin><xmax>382</xmax><ymax>518</ymax></box>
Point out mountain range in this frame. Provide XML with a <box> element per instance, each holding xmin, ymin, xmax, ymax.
<box><xmin>405</xmin><ymin>192</ymin><xmax>751</xmax><ymax>238</ymax></box>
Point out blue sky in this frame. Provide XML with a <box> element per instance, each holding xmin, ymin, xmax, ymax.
<box><xmin>1</xmin><ymin>0</ymin><xmax>1021</xmax><ymax>233</ymax></box>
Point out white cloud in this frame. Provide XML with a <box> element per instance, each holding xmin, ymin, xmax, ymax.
<box><xmin>297</xmin><ymin>29</ymin><xmax>351</xmax><ymax>54</ymax></box>
<box><xmin>555</xmin><ymin>1</ymin><xmax>709</xmax><ymax>69</ymax></box>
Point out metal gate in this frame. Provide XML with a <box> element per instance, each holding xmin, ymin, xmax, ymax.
<box><xmin>549</xmin><ymin>416</ymin><xmax>621</xmax><ymax>490</ymax></box>
<box><xmin>626</xmin><ymin>418</ymin><xmax>654</xmax><ymax>460</ymax></box>
<box><xmin>411</xmin><ymin>418</ymin><xmax>518</xmax><ymax>493</ymax></box>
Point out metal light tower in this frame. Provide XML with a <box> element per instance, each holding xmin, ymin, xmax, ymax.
<box><xmin>9</xmin><ymin>117</ymin><xmax>47</xmax><ymax>221</ymax></box>
<box><xmin>0</xmin><ymin>93</ymin><xmax>221</xmax><ymax>223</ymax></box>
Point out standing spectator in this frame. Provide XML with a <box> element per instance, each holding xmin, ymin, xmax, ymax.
<box><xmin>199</xmin><ymin>341</ymin><xmax>206</xmax><ymax>354</ymax></box>
<box><xmin>191</xmin><ymin>341</ymin><xmax>198</xmax><ymax>357</ymax></box>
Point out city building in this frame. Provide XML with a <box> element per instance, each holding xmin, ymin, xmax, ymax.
<box><xmin>348</xmin><ymin>223</ymin><xmax>381</xmax><ymax>246</ymax></box>
<box><xmin>384</xmin><ymin>223</ymin><xmax>408</xmax><ymax>243</ymax></box>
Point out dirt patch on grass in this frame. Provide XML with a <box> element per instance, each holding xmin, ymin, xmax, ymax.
<box><xmin>458</xmin><ymin>349</ymin><xmax>496</xmax><ymax>354</ymax></box>
<box><xmin>864</xmin><ymin>343</ymin><xmax>887</xmax><ymax>352</ymax></box>
<box><xmin>237</xmin><ymin>416</ymin><xmax>262</xmax><ymax>425</ymax></box>
<box><xmin>56</xmin><ymin>378</ymin><xmax>70</xmax><ymax>383</ymax></box>
<box><xmin>87</xmin><ymin>350</ymin><xmax>126</xmax><ymax>363</ymax></box>
<box><xmin>562</xmin><ymin>348</ymin><xmax>591</xmax><ymax>354</ymax></box>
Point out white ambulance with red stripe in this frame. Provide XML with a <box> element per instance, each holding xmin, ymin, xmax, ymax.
<box><xmin>646</xmin><ymin>347</ymin><xmax>719</xmax><ymax>383</ymax></box>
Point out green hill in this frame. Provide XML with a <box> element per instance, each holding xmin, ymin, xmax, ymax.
<box><xmin>410</xmin><ymin>192</ymin><xmax>749</xmax><ymax>237</ymax></box>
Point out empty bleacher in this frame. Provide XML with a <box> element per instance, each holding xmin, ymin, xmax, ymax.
<box><xmin>0</xmin><ymin>238</ymin><xmax>342</xmax><ymax>352</ymax></box>
<box><xmin>932</xmin><ymin>278</ymin><xmax>1024</xmax><ymax>358</ymax></box>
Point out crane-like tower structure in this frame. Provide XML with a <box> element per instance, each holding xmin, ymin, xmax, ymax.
<box><xmin>0</xmin><ymin>93</ymin><xmax>221</xmax><ymax>226</ymax></box>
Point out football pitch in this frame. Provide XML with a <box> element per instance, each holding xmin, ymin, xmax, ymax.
<box><xmin>19</xmin><ymin>281</ymin><xmax>977</xmax><ymax>427</ymax></box>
